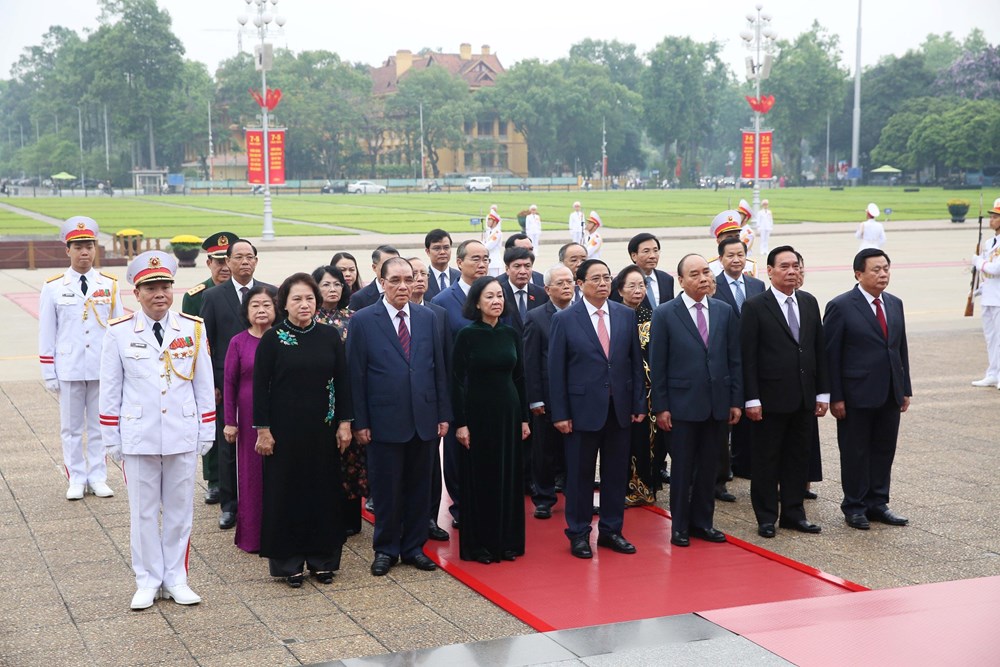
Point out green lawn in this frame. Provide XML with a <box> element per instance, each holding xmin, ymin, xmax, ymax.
<box><xmin>0</xmin><ymin>186</ymin><xmax>973</xmax><ymax>239</ymax></box>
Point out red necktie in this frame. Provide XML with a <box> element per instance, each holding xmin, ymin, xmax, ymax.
<box><xmin>397</xmin><ymin>311</ymin><xmax>411</xmax><ymax>360</ymax></box>
<box><xmin>873</xmin><ymin>298</ymin><xmax>888</xmax><ymax>339</ymax></box>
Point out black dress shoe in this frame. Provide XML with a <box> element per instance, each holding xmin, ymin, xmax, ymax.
<box><xmin>845</xmin><ymin>514</ymin><xmax>870</xmax><ymax>530</ymax></box>
<box><xmin>218</xmin><ymin>511</ymin><xmax>236</xmax><ymax>530</ymax></box>
<box><xmin>570</xmin><ymin>537</ymin><xmax>593</xmax><ymax>559</ymax></box>
<box><xmin>370</xmin><ymin>553</ymin><xmax>396</xmax><ymax>576</ymax></box>
<box><xmin>554</xmin><ymin>475</ymin><xmax>566</xmax><ymax>493</ymax></box>
<box><xmin>474</xmin><ymin>554</ymin><xmax>494</xmax><ymax>564</ymax></box>
<box><xmin>659</xmin><ymin>469</ymin><xmax>671</xmax><ymax>484</ymax></box>
<box><xmin>501</xmin><ymin>550</ymin><xmax>518</xmax><ymax>561</ymax></box>
<box><xmin>867</xmin><ymin>508</ymin><xmax>909</xmax><ymax>526</ymax></box>
<box><xmin>364</xmin><ymin>498</ymin><xmax>375</xmax><ymax>513</ymax></box>
<box><xmin>690</xmin><ymin>526</ymin><xmax>727</xmax><ymax>543</ymax></box>
<box><xmin>428</xmin><ymin>522</ymin><xmax>450</xmax><ymax>541</ymax></box>
<box><xmin>597</xmin><ymin>533</ymin><xmax>636</xmax><ymax>554</ymax></box>
<box><xmin>533</xmin><ymin>506</ymin><xmax>552</xmax><ymax>519</ymax></box>
<box><xmin>451</xmin><ymin>518</ymin><xmax>460</xmax><ymax>529</ymax></box>
<box><xmin>670</xmin><ymin>531</ymin><xmax>690</xmax><ymax>547</ymax></box>
<box><xmin>312</xmin><ymin>570</ymin><xmax>334</xmax><ymax>584</ymax></box>
<box><xmin>758</xmin><ymin>523</ymin><xmax>776</xmax><ymax>538</ymax></box>
<box><xmin>714</xmin><ymin>489</ymin><xmax>737</xmax><ymax>503</ymax></box>
<box><xmin>286</xmin><ymin>573</ymin><xmax>304</xmax><ymax>588</ymax></box>
<box><xmin>402</xmin><ymin>554</ymin><xmax>437</xmax><ymax>571</ymax></box>
<box><xmin>803</xmin><ymin>490</ymin><xmax>818</xmax><ymax>500</ymax></box>
<box><xmin>779</xmin><ymin>518</ymin><xmax>822</xmax><ymax>534</ymax></box>
<box><xmin>204</xmin><ymin>486</ymin><xmax>220</xmax><ymax>505</ymax></box>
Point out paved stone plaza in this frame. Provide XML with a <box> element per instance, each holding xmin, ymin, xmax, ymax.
<box><xmin>1</xmin><ymin>212</ymin><xmax>997</xmax><ymax>665</ymax></box>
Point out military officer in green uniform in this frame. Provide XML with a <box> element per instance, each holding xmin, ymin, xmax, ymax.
<box><xmin>181</xmin><ymin>231</ymin><xmax>237</xmax><ymax>504</ymax></box>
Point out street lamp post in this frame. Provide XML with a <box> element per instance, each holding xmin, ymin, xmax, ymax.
<box><xmin>238</xmin><ymin>0</ymin><xmax>285</xmax><ymax>241</ymax></box>
<box><xmin>76</xmin><ymin>105</ymin><xmax>86</xmax><ymax>198</ymax></box>
<box><xmin>740</xmin><ymin>4</ymin><xmax>776</xmax><ymax>217</ymax></box>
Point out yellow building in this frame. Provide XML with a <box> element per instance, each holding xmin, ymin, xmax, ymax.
<box><xmin>369</xmin><ymin>44</ymin><xmax>528</xmax><ymax>177</ymax></box>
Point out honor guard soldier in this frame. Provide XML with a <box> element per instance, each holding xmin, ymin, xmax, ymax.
<box><xmin>484</xmin><ymin>208</ymin><xmax>504</xmax><ymax>276</ymax></box>
<box><xmin>708</xmin><ymin>210</ymin><xmax>758</xmax><ymax>278</ymax></box>
<box><xmin>736</xmin><ymin>199</ymin><xmax>757</xmax><ymax>255</ymax></box>
<box><xmin>971</xmin><ymin>197</ymin><xmax>1000</xmax><ymax>387</ymax></box>
<box><xmin>99</xmin><ymin>251</ymin><xmax>215</xmax><ymax>610</ymax></box>
<box><xmin>39</xmin><ymin>216</ymin><xmax>123</xmax><ymax>500</ymax></box>
<box><xmin>181</xmin><ymin>230</ymin><xmax>236</xmax><ymax>504</ymax></box>
<box><xmin>584</xmin><ymin>211</ymin><xmax>604</xmax><ymax>259</ymax></box>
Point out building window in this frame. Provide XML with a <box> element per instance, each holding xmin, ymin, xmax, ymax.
<box><xmin>499</xmin><ymin>144</ymin><xmax>508</xmax><ymax>170</ymax></box>
<box><xmin>464</xmin><ymin>151</ymin><xmax>474</xmax><ymax>170</ymax></box>
<box><xmin>499</xmin><ymin>121</ymin><xmax>508</xmax><ymax>138</ymax></box>
<box><xmin>464</xmin><ymin>121</ymin><xmax>474</xmax><ymax>136</ymax></box>
<box><xmin>481</xmin><ymin>152</ymin><xmax>495</xmax><ymax>169</ymax></box>
<box><xmin>478</xmin><ymin>119</ymin><xmax>494</xmax><ymax>137</ymax></box>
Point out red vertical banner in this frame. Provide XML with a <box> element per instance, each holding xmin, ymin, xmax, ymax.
<box><xmin>741</xmin><ymin>132</ymin><xmax>755</xmax><ymax>179</ymax></box>
<box><xmin>267</xmin><ymin>129</ymin><xmax>286</xmax><ymax>185</ymax></box>
<box><xmin>758</xmin><ymin>131</ymin><xmax>773</xmax><ymax>179</ymax></box>
<box><xmin>246</xmin><ymin>130</ymin><xmax>264</xmax><ymax>184</ymax></box>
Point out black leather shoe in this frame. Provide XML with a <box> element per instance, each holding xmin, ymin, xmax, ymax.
<box><xmin>533</xmin><ymin>506</ymin><xmax>552</xmax><ymax>519</ymax></box>
<box><xmin>218</xmin><ymin>511</ymin><xmax>236</xmax><ymax>530</ymax></box>
<box><xmin>501</xmin><ymin>550</ymin><xmax>518</xmax><ymax>561</ymax></box>
<box><xmin>867</xmin><ymin>508</ymin><xmax>908</xmax><ymax>526</ymax></box>
<box><xmin>402</xmin><ymin>554</ymin><xmax>437</xmax><ymax>571</ymax></box>
<box><xmin>204</xmin><ymin>486</ymin><xmax>220</xmax><ymax>505</ymax></box>
<box><xmin>758</xmin><ymin>523</ymin><xmax>776</xmax><ymax>538</ymax></box>
<box><xmin>659</xmin><ymin>469</ymin><xmax>671</xmax><ymax>484</ymax></box>
<box><xmin>803</xmin><ymin>490</ymin><xmax>818</xmax><ymax>500</ymax></box>
<box><xmin>597</xmin><ymin>533</ymin><xmax>636</xmax><ymax>554</ymax></box>
<box><xmin>451</xmin><ymin>518</ymin><xmax>460</xmax><ymax>529</ymax></box>
<box><xmin>690</xmin><ymin>526</ymin><xmax>727</xmax><ymax>543</ymax></box>
<box><xmin>554</xmin><ymin>475</ymin><xmax>566</xmax><ymax>493</ymax></box>
<box><xmin>312</xmin><ymin>571</ymin><xmax>334</xmax><ymax>584</ymax></box>
<box><xmin>474</xmin><ymin>553</ymin><xmax>494</xmax><ymax>564</ymax></box>
<box><xmin>286</xmin><ymin>573</ymin><xmax>304</xmax><ymax>588</ymax></box>
<box><xmin>570</xmin><ymin>537</ymin><xmax>593</xmax><ymax>559</ymax></box>
<box><xmin>845</xmin><ymin>514</ymin><xmax>870</xmax><ymax>530</ymax></box>
<box><xmin>670</xmin><ymin>531</ymin><xmax>690</xmax><ymax>547</ymax></box>
<box><xmin>779</xmin><ymin>518</ymin><xmax>822</xmax><ymax>534</ymax></box>
<box><xmin>714</xmin><ymin>489</ymin><xmax>737</xmax><ymax>503</ymax></box>
<box><xmin>370</xmin><ymin>553</ymin><xmax>397</xmax><ymax>576</ymax></box>
<box><xmin>428</xmin><ymin>522</ymin><xmax>449</xmax><ymax>541</ymax></box>
<box><xmin>364</xmin><ymin>498</ymin><xmax>375</xmax><ymax>513</ymax></box>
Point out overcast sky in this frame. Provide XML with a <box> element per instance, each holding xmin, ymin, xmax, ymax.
<box><xmin>2</xmin><ymin>0</ymin><xmax>997</xmax><ymax>80</ymax></box>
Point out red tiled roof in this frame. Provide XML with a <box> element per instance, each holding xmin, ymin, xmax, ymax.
<box><xmin>370</xmin><ymin>51</ymin><xmax>505</xmax><ymax>96</ymax></box>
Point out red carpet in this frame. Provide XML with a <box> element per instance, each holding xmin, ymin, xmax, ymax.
<box><xmin>701</xmin><ymin>576</ymin><xmax>1000</xmax><ymax>666</ymax></box>
<box><xmin>364</xmin><ymin>496</ymin><xmax>863</xmax><ymax>632</ymax></box>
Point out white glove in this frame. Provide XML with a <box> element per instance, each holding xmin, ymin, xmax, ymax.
<box><xmin>44</xmin><ymin>379</ymin><xmax>60</xmax><ymax>393</ymax></box>
<box><xmin>107</xmin><ymin>444</ymin><xmax>123</xmax><ymax>463</ymax></box>
<box><xmin>198</xmin><ymin>441</ymin><xmax>214</xmax><ymax>455</ymax></box>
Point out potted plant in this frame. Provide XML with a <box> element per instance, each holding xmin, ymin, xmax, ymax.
<box><xmin>948</xmin><ymin>199</ymin><xmax>970</xmax><ymax>223</ymax></box>
<box><xmin>168</xmin><ymin>234</ymin><xmax>203</xmax><ymax>267</ymax></box>
<box><xmin>115</xmin><ymin>228</ymin><xmax>144</xmax><ymax>258</ymax></box>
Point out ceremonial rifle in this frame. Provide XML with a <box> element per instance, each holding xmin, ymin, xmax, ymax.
<box><xmin>966</xmin><ymin>193</ymin><xmax>984</xmax><ymax>317</ymax></box>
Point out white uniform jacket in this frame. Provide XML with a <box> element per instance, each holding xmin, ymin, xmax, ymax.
<box><xmin>484</xmin><ymin>223</ymin><xmax>503</xmax><ymax>271</ymax></box>
<box><xmin>975</xmin><ymin>235</ymin><xmax>1000</xmax><ymax>307</ymax></box>
<box><xmin>39</xmin><ymin>270</ymin><xmax>123</xmax><ymax>382</ymax></box>
<box><xmin>99</xmin><ymin>311</ymin><xmax>215</xmax><ymax>455</ymax></box>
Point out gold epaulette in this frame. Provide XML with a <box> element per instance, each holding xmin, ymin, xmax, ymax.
<box><xmin>99</xmin><ymin>271</ymin><xmax>118</xmax><ymax>282</ymax></box>
<box><xmin>46</xmin><ymin>273</ymin><xmax>64</xmax><ymax>283</ymax></box>
<box><xmin>186</xmin><ymin>283</ymin><xmax>207</xmax><ymax>297</ymax></box>
<box><xmin>109</xmin><ymin>313</ymin><xmax>134</xmax><ymax>326</ymax></box>
<box><xmin>179</xmin><ymin>312</ymin><xmax>204</xmax><ymax>323</ymax></box>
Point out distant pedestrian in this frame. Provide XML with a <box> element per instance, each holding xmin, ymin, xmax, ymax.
<box><xmin>857</xmin><ymin>203</ymin><xmax>886</xmax><ymax>250</ymax></box>
<box><xmin>525</xmin><ymin>204</ymin><xmax>541</xmax><ymax>249</ymax></box>
<box><xmin>756</xmin><ymin>199</ymin><xmax>774</xmax><ymax>256</ymax></box>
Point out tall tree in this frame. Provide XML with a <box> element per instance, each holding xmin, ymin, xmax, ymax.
<box><xmin>935</xmin><ymin>45</ymin><xmax>1000</xmax><ymax>101</ymax></box>
<box><xmin>569</xmin><ymin>39</ymin><xmax>644</xmax><ymax>91</ymax></box>
<box><xmin>490</xmin><ymin>59</ymin><xmax>565</xmax><ymax>176</ymax></box>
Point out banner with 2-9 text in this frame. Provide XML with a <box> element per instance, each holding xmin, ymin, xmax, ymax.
<box><xmin>245</xmin><ymin>129</ymin><xmax>286</xmax><ymax>185</ymax></box>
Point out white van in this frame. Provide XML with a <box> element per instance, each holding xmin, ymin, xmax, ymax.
<box><xmin>464</xmin><ymin>176</ymin><xmax>493</xmax><ymax>192</ymax></box>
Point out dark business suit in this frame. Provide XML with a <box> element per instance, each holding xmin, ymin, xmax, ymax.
<box><xmin>741</xmin><ymin>288</ymin><xmax>829</xmax><ymax>526</ymax></box>
<box><xmin>522</xmin><ymin>301</ymin><xmax>565</xmax><ymax>511</ymax></box>
<box><xmin>531</xmin><ymin>270</ymin><xmax>544</xmax><ymax>288</ymax></box>
<box><xmin>201</xmin><ymin>278</ymin><xmax>275</xmax><ymax>515</ymax></box>
<box><xmin>610</xmin><ymin>268</ymin><xmax>675</xmax><ymax>312</ymax></box>
<box><xmin>649</xmin><ymin>296</ymin><xmax>742</xmax><ymax>533</ymax></box>
<box><xmin>824</xmin><ymin>286</ymin><xmax>911</xmax><ymax>518</ymax></box>
<box><xmin>347</xmin><ymin>303</ymin><xmax>451</xmax><ymax>560</ymax></box>
<box><xmin>422</xmin><ymin>300</ymin><xmax>454</xmax><ymax>527</ymax></box>
<box><xmin>349</xmin><ymin>281</ymin><xmax>382</xmax><ymax>311</ymax></box>
<box><xmin>498</xmin><ymin>275</ymin><xmax>549</xmax><ymax>335</ymax></box>
<box><xmin>431</xmin><ymin>281</ymin><xmax>473</xmax><ymax>342</ymax></box>
<box><xmin>712</xmin><ymin>272</ymin><xmax>766</xmax><ymax>481</ymax></box>
<box><xmin>548</xmin><ymin>299</ymin><xmax>646</xmax><ymax>541</ymax></box>
<box><xmin>425</xmin><ymin>267</ymin><xmax>461</xmax><ymax>301</ymax></box>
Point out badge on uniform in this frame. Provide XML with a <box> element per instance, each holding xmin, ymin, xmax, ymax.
<box><xmin>130</xmin><ymin>342</ymin><xmax>147</xmax><ymax>348</ymax></box>
<box><xmin>169</xmin><ymin>336</ymin><xmax>195</xmax><ymax>358</ymax></box>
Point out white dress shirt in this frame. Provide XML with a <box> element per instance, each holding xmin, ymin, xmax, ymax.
<box><xmin>679</xmin><ymin>292</ymin><xmax>709</xmax><ymax>332</ymax></box>
<box><xmin>583</xmin><ymin>298</ymin><xmax>611</xmax><ymax>341</ymax></box>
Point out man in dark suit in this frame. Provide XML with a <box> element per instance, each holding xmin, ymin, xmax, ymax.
<box><xmin>557</xmin><ymin>242</ymin><xmax>588</xmax><ymax>304</ymax></box>
<box><xmin>348</xmin><ymin>258</ymin><xmax>451</xmax><ymax>577</ymax></box>
<box><xmin>824</xmin><ymin>249</ymin><xmax>912</xmax><ymax>530</ymax></box>
<box><xmin>650</xmin><ymin>254</ymin><xmax>743</xmax><ymax>547</ymax></box>
<box><xmin>741</xmin><ymin>245</ymin><xmax>830</xmax><ymax>538</ymax></box>
<box><xmin>423</xmin><ymin>230</ymin><xmax>461</xmax><ymax>301</ymax></box>
<box><xmin>549</xmin><ymin>259</ymin><xmax>646</xmax><ymax>559</ymax></box>
<box><xmin>610</xmin><ymin>232</ymin><xmax>675</xmax><ymax>311</ymax></box>
<box><xmin>711</xmin><ymin>236</ymin><xmax>766</xmax><ymax>497</ymax></box>
<box><xmin>349</xmin><ymin>245</ymin><xmax>399</xmax><ymax>311</ymax></box>
<box><xmin>522</xmin><ymin>264</ymin><xmax>574</xmax><ymax>519</ymax></box>
<box><xmin>498</xmin><ymin>246</ymin><xmax>548</xmax><ymax>335</ymax></box>
<box><xmin>200</xmin><ymin>239</ymin><xmax>274</xmax><ymax>530</ymax></box>
<box><xmin>505</xmin><ymin>233</ymin><xmax>544</xmax><ymax>287</ymax></box>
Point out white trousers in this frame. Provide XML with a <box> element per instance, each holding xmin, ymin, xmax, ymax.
<box><xmin>59</xmin><ymin>380</ymin><xmax>106</xmax><ymax>485</ymax></box>
<box><xmin>757</xmin><ymin>229</ymin><xmax>771</xmax><ymax>257</ymax></box>
<box><xmin>123</xmin><ymin>452</ymin><xmax>196</xmax><ymax>589</ymax></box>
<box><xmin>527</xmin><ymin>231</ymin><xmax>541</xmax><ymax>249</ymax></box>
<box><xmin>983</xmin><ymin>305</ymin><xmax>1000</xmax><ymax>380</ymax></box>
<box><xmin>571</xmin><ymin>231</ymin><xmax>583</xmax><ymax>245</ymax></box>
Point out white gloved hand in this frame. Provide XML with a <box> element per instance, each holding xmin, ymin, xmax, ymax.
<box><xmin>107</xmin><ymin>444</ymin><xmax>123</xmax><ymax>463</ymax></box>
<box><xmin>44</xmin><ymin>379</ymin><xmax>60</xmax><ymax>393</ymax></box>
<box><xmin>198</xmin><ymin>440</ymin><xmax>214</xmax><ymax>455</ymax></box>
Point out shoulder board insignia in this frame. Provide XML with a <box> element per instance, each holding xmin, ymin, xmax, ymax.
<box><xmin>109</xmin><ymin>313</ymin><xmax>135</xmax><ymax>326</ymax></box>
<box><xmin>186</xmin><ymin>283</ymin><xmax>207</xmax><ymax>297</ymax></box>
<box><xmin>179</xmin><ymin>312</ymin><xmax>204</xmax><ymax>323</ymax></box>
<box><xmin>46</xmin><ymin>273</ymin><xmax>65</xmax><ymax>283</ymax></box>
<box><xmin>99</xmin><ymin>271</ymin><xmax>118</xmax><ymax>282</ymax></box>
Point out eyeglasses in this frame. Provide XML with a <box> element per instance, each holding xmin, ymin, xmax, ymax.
<box><xmin>584</xmin><ymin>275</ymin><xmax>613</xmax><ymax>285</ymax></box>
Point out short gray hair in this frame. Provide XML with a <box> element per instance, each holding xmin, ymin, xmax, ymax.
<box><xmin>543</xmin><ymin>264</ymin><xmax>573</xmax><ymax>286</ymax></box>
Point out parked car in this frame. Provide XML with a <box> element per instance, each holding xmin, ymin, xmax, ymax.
<box><xmin>347</xmin><ymin>180</ymin><xmax>386</xmax><ymax>194</ymax></box>
<box><xmin>321</xmin><ymin>180</ymin><xmax>347</xmax><ymax>194</ymax></box>
<box><xmin>464</xmin><ymin>176</ymin><xmax>493</xmax><ymax>192</ymax></box>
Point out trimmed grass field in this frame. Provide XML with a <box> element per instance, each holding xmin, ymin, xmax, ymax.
<box><xmin>0</xmin><ymin>186</ymin><xmax>978</xmax><ymax>239</ymax></box>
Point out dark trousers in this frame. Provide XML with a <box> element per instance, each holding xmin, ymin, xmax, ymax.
<box><xmin>202</xmin><ymin>432</ymin><xmax>218</xmax><ymax>486</ymax></box>
<box><xmin>715</xmin><ymin>425</ymin><xmax>731</xmax><ymax>489</ymax></box>
<box><xmin>429</xmin><ymin>439</ymin><xmax>444</xmax><ymax>526</ymax></box>
<box><xmin>837</xmin><ymin>396</ymin><xmax>901</xmax><ymax>517</ymax></box>
<box><xmin>368</xmin><ymin>437</ymin><xmax>434</xmax><ymax>560</ymax></box>
<box><xmin>671</xmin><ymin>419</ymin><xmax>726</xmax><ymax>533</ymax></box>
<box><xmin>215</xmin><ymin>394</ymin><xmax>237</xmax><ymax>514</ymax></box>
<box><xmin>268</xmin><ymin>554</ymin><xmax>339</xmax><ymax>577</ymax></box>
<box><xmin>729</xmin><ymin>415</ymin><xmax>753</xmax><ymax>479</ymax></box>
<box><xmin>563</xmin><ymin>402</ymin><xmax>629</xmax><ymax>540</ymax></box>
<box><xmin>530</xmin><ymin>412</ymin><xmax>563</xmax><ymax>510</ymax></box>
<box><xmin>750</xmin><ymin>408</ymin><xmax>812</xmax><ymax>525</ymax></box>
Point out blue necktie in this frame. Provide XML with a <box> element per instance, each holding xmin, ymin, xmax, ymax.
<box><xmin>517</xmin><ymin>290</ymin><xmax>527</xmax><ymax>319</ymax></box>
<box><xmin>732</xmin><ymin>280</ymin><xmax>745</xmax><ymax>312</ymax></box>
<box><xmin>439</xmin><ymin>271</ymin><xmax>446</xmax><ymax>292</ymax></box>
<box><xmin>645</xmin><ymin>275</ymin><xmax>656</xmax><ymax>307</ymax></box>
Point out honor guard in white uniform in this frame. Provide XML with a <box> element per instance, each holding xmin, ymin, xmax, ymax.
<box><xmin>755</xmin><ymin>199</ymin><xmax>774</xmax><ymax>257</ymax></box>
<box><xmin>568</xmin><ymin>201</ymin><xmax>585</xmax><ymax>244</ymax></box>
<box><xmin>971</xmin><ymin>197</ymin><xmax>1000</xmax><ymax>387</ymax></box>
<box><xmin>99</xmin><ymin>251</ymin><xmax>215</xmax><ymax>610</ymax></box>
<box><xmin>584</xmin><ymin>211</ymin><xmax>604</xmax><ymax>259</ymax></box>
<box><xmin>525</xmin><ymin>204</ymin><xmax>542</xmax><ymax>249</ymax></box>
<box><xmin>856</xmin><ymin>203</ymin><xmax>887</xmax><ymax>250</ymax></box>
<box><xmin>708</xmin><ymin>210</ymin><xmax>758</xmax><ymax>278</ymax></box>
<box><xmin>736</xmin><ymin>199</ymin><xmax>757</xmax><ymax>256</ymax></box>
<box><xmin>484</xmin><ymin>209</ymin><xmax>504</xmax><ymax>276</ymax></box>
<box><xmin>39</xmin><ymin>216</ymin><xmax>123</xmax><ymax>500</ymax></box>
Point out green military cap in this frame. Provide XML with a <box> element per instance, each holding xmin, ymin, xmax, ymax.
<box><xmin>202</xmin><ymin>231</ymin><xmax>240</xmax><ymax>258</ymax></box>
